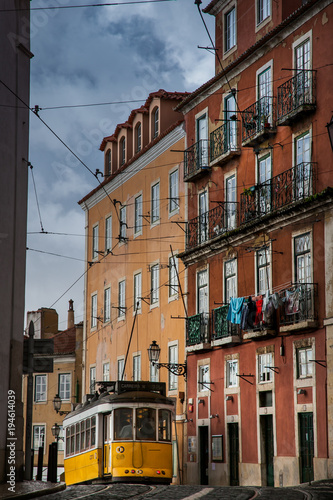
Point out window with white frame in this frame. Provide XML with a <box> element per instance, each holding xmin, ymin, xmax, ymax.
<box><xmin>257</xmin><ymin>0</ymin><xmax>270</xmax><ymax>25</ymax></box>
<box><xmin>199</xmin><ymin>190</ymin><xmax>208</xmax><ymax>243</ymax></box>
<box><xmin>133</xmin><ymin>354</ymin><xmax>141</xmax><ymax>381</ymax></box>
<box><xmin>150</xmin><ymin>361</ymin><xmax>159</xmax><ymax>383</ymax></box>
<box><xmin>33</xmin><ymin>425</ymin><xmax>45</xmax><ymax>451</ymax></box>
<box><xmin>118</xmin><ymin>358</ymin><xmax>125</xmax><ymax>380</ymax></box>
<box><xmin>225</xmin><ymin>7</ymin><xmax>236</xmax><ymax>52</ymax></box>
<box><xmin>118</xmin><ymin>280</ymin><xmax>126</xmax><ymax>317</ymax></box>
<box><xmin>197</xmin><ymin>269</ymin><xmax>208</xmax><ymax>314</ymax></box>
<box><xmin>120</xmin><ymin>206</ymin><xmax>127</xmax><ymax>240</ymax></box>
<box><xmin>134</xmin><ymin>195</ymin><xmax>142</xmax><ymax>234</ymax></box>
<box><xmin>169</xmin><ymin>169</ymin><xmax>179</xmax><ymax>214</ymax></box>
<box><xmin>57</xmin><ymin>425</ymin><xmax>64</xmax><ymax>452</ymax></box>
<box><xmin>258</xmin><ymin>352</ymin><xmax>273</xmax><ymax>382</ymax></box>
<box><xmin>151</xmin><ymin>182</ymin><xmax>160</xmax><ymax>224</ymax></box>
<box><xmin>120</xmin><ymin>137</ymin><xmax>126</xmax><ymax>165</ymax></box>
<box><xmin>34</xmin><ymin>374</ymin><xmax>47</xmax><ymax>402</ymax></box>
<box><xmin>168</xmin><ymin>344</ymin><xmax>178</xmax><ymax>391</ymax></box>
<box><xmin>103</xmin><ymin>362</ymin><xmax>110</xmax><ymax>381</ymax></box>
<box><xmin>295</xmin><ymin>38</ymin><xmax>311</xmax><ymax>101</ymax></box>
<box><xmin>105</xmin><ymin>216</ymin><xmax>112</xmax><ymax>252</ymax></box>
<box><xmin>104</xmin><ymin>287</ymin><xmax>110</xmax><ymax>323</ymax></box>
<box><xmin>134</xmin><ymin>272</ymin><xmax>142</xmax><ymax>311</ymax></box>
<box><xmin>226</xmin><ymin>359</ymin><xmax>238</xmax><ymax>387</ymax></box>
<box><xmin>225</xmin><ymin>174</ymin><xmax>236</xmax><ymax>229</ymax></box>
<box><xmin>198</xmin><ymin>364</ymin><xmax>210</xmax><ymax>392</ymax></box>
<box><xmin>258</xmin><ymin>66</ymin><xmax>272</xmax><ymax>126</ymax></box>
<box><xmin>91</xmin><ymin>293</ymin><xmax>97</xmax><ymax>328</ymax></box>
<box><xmin>90</xmin><ymin>366</ymin><xmax>96</xmax><ymax>393</ymax></box>
<box><xmin>196</xmin><ymin>114</ymin><xmax>208</xmax><ymax>167</ymax></box>
<box><xmin>136</xmin><ymin>122</ymin><xmax>142</xmax><ymax>152</ymax></box>
<box><xmin>151</xmin><ymin>264</ymin><xmax>159</xmax><ymax>305</ymax></box>
<box><xmin>106</xmin><ymin>149</ymin><xmax>111</xmax><ymax>176</ymax></box>
<box><xmin>225</xmin><ymin>93</ymin><xmax>237</xmax><ymax>150</ymax></box>
<box><xmin>297</xmin><ymin>346</ymin><xmax>313</xmax><ymax>378</ymax></box>
<box><xmin>294</xmin><ymin>233</ymin><xmax>311</xmax><ymax>284</ymax></box>
<box><xmin>92</xmin><ymin>224</ymin><xmax>99</xmax><ymax>259</ymax></box>
<box><xmin>153</xmin><ymin>107</ymin><xmax>159</xmax><ymax>138</ymax></box>
<box><xmin>225</xmin><ymin>258</ymin><xmax>237</xmax><ymax>303</ymax></box>
<box><xmin>169</xmin><ymin>256</ymin><xmax>178</xmax><ymax>298</ymax></box>
<box><xmin>257</xmin><ymin>247</ymin><xmax>270</xmax><ymax>295</ymax></box>
<box><xmin>59</xmin><ymin>373</ymin><xmax>71</xmax><ymax>400</ymax></box>
<box><xmin>295</xmin><ymin>132</ymin><xmax>311</xmax><ymax>199</ymax></box>
<box><xmin>258</xmin><ymin>154</ymin><xmax>271</xmax><ymax>213</ymax></box>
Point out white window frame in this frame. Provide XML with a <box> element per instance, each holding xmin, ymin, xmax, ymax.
<box><xmin>292</xmin><ymin>227</ymin><xmax>313</xmax><ymax>286</ymax></box>
<box><xmin>134</xmin><ymin>194</ymin><xmax>143</xmax><ymax>236</ymax></box>
<box><xmin>256</xmin><ymin>0</ymin><xmax>271</xmax><ymax>29</ymax></box>
<box><xmin>59</xmin><ymin>373</ymin><xmax>71</xmax><ymax>401</ymax></box>
<box><xmin>118</xmin><ymin>279</ymin><xmax>126</xmax><ymax>319</ymax></box>
<box><xmin>151</xmin><ymin>181</ymin><xmax>160</xmax><ymax>226</ymax></box>
<box><xmin>33</xmin><ymin>425</ymin><xmax>46</xmax><ymax>452</ymax></box>
<box><xmin>133</xmin><ymin>353</ymin><xmax>141</xmax><ymax>381</ymax></box>
<box><xmin>224</xmin><ymin>257</ymin><xmax>237</xmax><ymax>304</ymax></box>
<box><xmin>226</xmin><ymin>359</ymin><xmax>238</xmax><ymax>388</ymax></box>
<box><xmin>34</xmin><ymin>374</ymin><xmax>47</xmax><ymax>403</ymax></box>
<box><xmin>255</xmin><ymin>245</ymin><xmax>271</xmax><ymax>296</ymax></box>
<box><xmin>91</xmin><ymin>293</ymin><xmax>97</xmax><ymax>329</ymax></box>
<box><xmin>92</xmin><ymin>224</ymin><xmax>99</xmax><ymax>260</ymax></box>
<box><xmin>168</xmin><ymin>255</ymin><xmax>178</xmax><ymax>300</ymax></box>
<box><xmin>104</xmin><ymin>287</ymin><xmax>111</xmax><ymax>323</ymax></box>
<box><xmin>168</xmin><ymin>342</ymin><xmax>178</xmax><ymax>392</ymax></box>
<box><xmin>297</xmin><ymin>346</ymin><xmax>313</xmax><ymax>379</ymax></box>
<box><xmin>57</xmin><ymin>425</ymin><xmax>65</xmax><ymax>452</ymax></box>
<box><xmin>118</xmin><ymin>358</ymin><xmax>125</xmax><ymax>380</ymax></box>
<box><xmin>103</xmin><ymin>362</ymin><xmax>110</xmax><ymax>382</ymax></box>
<box><xmin>197</xmin><ymin>268</ymin><xmax>208</xmax><ymax>314</ymax></box>
<box><xmin>105</xmin><ymin>149</ymin><xmax>111</xmax><ymax>176</ymax></box>
<box><xmin>169</xmin><ymin>168</ymin><xmax>179</xmax><ymax>215</ymax></box>
<box><xmin>136</xmin><ymin>122</ymin><xmax>142</xmax><ymax>153</ymax></box>
<box><xmin>134</xmin><ymin>271</ymin><xmax>142</xmax><ymax>312</ymax></box>
<box><xmin>198</xmin><ymin>362</ymin><xmax>210</xmax><ymax>394</ymax></box>
<box><xmin>89</xmin><ymin>366</ymin><xmax>96</xmax><ymax>393</ymax></box>
<box><xmin>105</xmin><ymin>215</ymin><xmax>112</xmax><ymax>253</ymax></box>
<box><xmin>150</xmin><ymin>263</ymin><xmax>159</xmax><ymax>307</ymax></box>
<box><xmin>225</xmin><ymin>171</ymin><xmax>237</xmax><ymax>230</ymax></box>
<box><xmin>292</xmin><ymin>30</ymin><xmax>312</xmax><ymax>74</ymax></box>
<box><xmin>120</xmin><ymin>136</ymin><xmax>126</xmax><ymax>165</ymax></box>
<box><xmin>119</xmin><ymin>206</ymin><xmax>127</xmax><ymax>242</ymax></box>
<box><xmin>150</xmin><ymin>360</ymin><xmax>159</xmax><ymax>383</ymax></box>
<box><xmin>153</xmin><ymin>107</ymin><xmax>159</xmax><ymax>138</ymax></box>
<box><xmin>258</xmin><ymin>352</ymin><xmax>273</xmax><ymax>383</ymax></box>
<box><xmin>224</xmin><ymin>6</ymin><xmax>236</xmax><ymax>53</ymax></box>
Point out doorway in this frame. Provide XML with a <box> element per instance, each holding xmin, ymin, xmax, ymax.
<box><xmin>299</xmin><ymin>412</ymin><xmax>314</xmax><ymax>483</ymax></box>
<box><xmin>260</xmin><ymin>415</ymin><xmax>274</xmax><ymax>486</ymax></box>
<box><xmin>199</xmin><ymin>426</ymin><xmax>209</xmax><ymax>485</ymax></box>
<box><xmin>228</xmin><ymin>423</ymin><xmax>239</xmax><ymax>486</ymax></box>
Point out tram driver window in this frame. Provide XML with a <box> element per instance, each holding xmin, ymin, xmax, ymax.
<box><xmin>136</xmin><ymin>408</ymin><xmax>156</xmax><ymax>441</ymax></box>
<box><xmin>158</xmin><ymin>409</ymin><xmax>171</xmax><ymax>441</ymax></box>
<box><xmin>114</xmin><ymin>408</ymin><xmax>133</xmax><ymax>440</ymax></box>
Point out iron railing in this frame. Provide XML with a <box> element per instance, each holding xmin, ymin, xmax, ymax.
<box><xmin>210</xmin><ymin>122</ymin><xmax>239</xmax><ymax>162</ymax></box>
<box><xmin>242</xmin><ymin>96</ymin><xmax>275</xmax><ymax>144</ymax></box>
<box><xmin>279</xmin><ymin>283</ymin><xmax>317</xmax><ymax>327</ymax></box>
<box><xmin>277</xmin><ymin>70</ymin><xmax>316</xmax><ymax>122</ymax></box>
<box><xmin>240</xmin><ymin>162</ymin><xmax>316</xmax><ymax>224</ymax></box>
<box><xmin>212</xmin><ymin>305</ymin><xmax>240</xmax><ymax>340</ymax></box>
<box><xmin>186</xmin><ymin>202</ymin><xmax>238</xmax><ymax>250</ymax></box>
<box><xmin>184</xmin><ymin>139</ymin><xmax>209</xmax><ymax>181</ymax></box>
<box><xmin>186</xmin><ymin>312</ymin><xmax>210</xmax><ymax>346</ymax></box>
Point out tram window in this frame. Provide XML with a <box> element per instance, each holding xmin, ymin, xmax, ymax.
<box><xmin>66</xmin><ymin>427</ymin><xmax>70</xmax><ymax>456</ymax></box>
<box><xmin>114</xmin><ymin>408</ymin><xmax>133</xmax><ymax>440</ymax></box>
<box><xmin>70</xmin><ymin>425</ymin><xmax>75</xmax><ymax>454</ymax></box>
<box><xmin>158</xmin><ymin>409</ymin><xmax>171</xmax><ymax>442</ymax></box>
<box><xmin>86</xmin><ymin>418</ymin><xmax>91</xmax><ymax>449</ymax></box>
<box><xmin>80</xmin><ymin>420</ymin><xmax>85</xmax><ymax>451</ymax></box>
<box><xmin>91</xmin><ymin>416</ymin><xmax>96</xmax><ymax>447</ymax></box>
<box><xmin>75</xmin><ymin>423</ymin><xmax>80</xmax><ymax>453</ymax></box>
<box><xmin>136</xmin><ymin>408</ymin><xmax>156</xmax><ymax>441</ymax></box>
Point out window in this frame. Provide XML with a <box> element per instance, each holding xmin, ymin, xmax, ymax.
<box><xmin>159</xmin><ymin>409</ymin><xmax>171</xmax><ymax>442</ymax></box>
<box><xmin>150</xmin><ymin>361</ymin><xmax>159</xmax><ymax>382</ymax></box>
<box><xmin>134</xmin><ymin>195</ymin><xmax>142</xmax><ymax>234</ymax></box>
<box><xmin>225</xmin><ymin>258</ymin><xmax>236</xmax><ymax>303</ymax></box>
<box><xmin>295</xmin><ymin>38</ymin><xmax>311</xmax><ymax>102</ymax></box>
<box><xmin>153</xmin><ymin>107</ymin><xmax>159</xmax><ymax>138</ymax></box>
<box><xmin>258</xmin><ymin>353</ymin><xmax>273</xmax><ymax>383</ymax></box>
<box><xmin>114</xmin><ymin>408</ymin><xmax>133</xmax><ymax>440</ymax></box>
<box><xmin>106</xmin><ymin>149</ymin><xmax>111</xmax><ymax>176</ymax></box>
<box><xmin>92</xmin><ymin>224</ymin><xmax>99</xmax><ymax>259</ymax></box>
<box><xmin>91</xmin><ymin>293</ymin><xmax>97</xmax><ymax>328</ymax></box>
<box><xmin>197</xmin><ymin>114</ymin><xmax>208</xmax><ymax>167</ymax></box>
<box><xmin>169</xmin><ymin>256</ymin><xmax>178</xmax><ymax>298</ymax></box>
<box><xmin>226</xmin><ymin>359</ymin><xmax>238</xmax><ymax>387</ymax></box>
<box><xmin>118</xmin><ymin>358</ymin><xmax>125</xmax><ymax>380</ymax></box>
<box><xmin>59</xmin><ymin>373</ymin><xmax>71</xmax><ymax>400</ymax></box>
<box><xmin>133</xmin><ymin>354</ymin><xmax>141</xmax><ymax>381</ymax></box>
<box><xmin>295</xmin><ymin>132</ymin><xmax>311</xmax><ymax>199</ymax></box>
<box><xmin>295</xmin><ymin>233</ymin><xmax>311</xmax><ymax>283</ymax></box>
<box><xmin>134</xmin><ymin>272</ymin><xmax>142</xmax><ymax>311</ymax></box>
<box><xmin>197</xmin><ymin>269</ymin><xmax>208</xmax><ymax>314</ymax></box>
<box><xmin>136</xmin><ymin>407</ymin><xmax>156</xmax><ymax>440</ymax></box>
<box><xmin>119</xmin><ymin>206</ymin><xmax>127</xmax><ymax>241</ymax></box>
<box><xmin>198</xmin><ymin>364</ymin><xmax>210</xmax><ymax>392</ymax></box>
<box><xmin>33</xmin><ymin>425</ymin><xmax>45</xmax><ymax>451</ymax></box>
<box><xmin>169</xmin><ymin>169</ymin><xmax>179</xmax><ymax>214</ymax></box>
<box><xmin>118</xmin><ymin>280</ymin><xmax>126</xmax><ymax>317</ymax></box>
<box><xmin>297</xmin><ymin>347</ymin><xmax>313</xmax><ymax>378</ymax></box>
<box><xmin>34</xmin><ymin>374</ymin><xmax>47</xmax><ymax>402</ymax></box>
<box><xmin>257</xmin><ymin>0</ymin><xmax>270</xmax><ymax>24</ymax></box>
<box><xmin>120</xmin><ymin>137</ymin><xmax>126</xmax><ymax>165</ymax></box>
<box><xmin>90</xmin><ymin>366</ymin><xmax>96</xmax><ymax>393</ymax></box>
<box><xmin>103</xmin><ymin>362</ymin><xmax>110</xmax><ymax>381</ymax></box>
<box><xmin>104</xmin><ymin>287</ymin><xmax>110</xmax><ymax>323</ymax></box>
<box><xmin>151</xmin><ymin>264</ymin><xmax>159</xmax><ymax>305</ymax></box>
<box><xmin>258</xmin><ymin>154</ymin><xmax>271</xmax><ymax>213</ymax></box>
<box><xmin>258</xmin><ymin>66</ymin><xmax>272</xmax><ymax>126</ymax></box>
<box><xmin>168</xmin><ymin>344</ymin><xmax>178</xmax><ymax>391</ymax></box>
<box><xmin>58</xmin><ymin>425</ymin><xmax>64</xmax><ymax>452</ymax></box>
<box><xmin>257</xmin><ymin>247</ymin><xmax>270</xmax><ymax>295</ymax></box>
<box><xmin>199</xmin><ymin>190</ymin><xmax>208</xmax><ymax>243</ymax></box>
<box><xmin>151</xmin><ymin>182</ymin><xmax>160</xmax><ymax>224</ymax></box>
<box><xmin>225</xmin><ymin>93</ymin><xmax>237</xmax><ymax>150</ymax></box>
<box><xmin>225</xmin><ymin>7</ymin><xmax>236</xmax><ymax>52</ymax></box>
<box><xmin>105</xmin><ymin>216</ymin><xmax>112</xmax><ymax>252</ymax></box>
<box><xmin>225</xmin><ymin>174</ymin><xmax>236</xmax><ymax>229</ymax></box>
<box><xmin>136</xmin><ymin>122</ymin><xmax>142</xmax><ymax>152</ymax></box>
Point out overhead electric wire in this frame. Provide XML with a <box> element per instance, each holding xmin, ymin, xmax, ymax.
<box><xmin>28</xmin><ymin>163</ymin><xmax>45</xmax><ymax>233</ymax></box>
<box><xmin>0</xmin><ymin>0</ymin><xmax>175</xmax><ymax>13</ymax></box>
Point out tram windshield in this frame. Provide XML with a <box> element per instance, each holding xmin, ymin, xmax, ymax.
<box><xmin>136</xmin><ymin>408</ymin><xmax>156</xmax><ymax>441</ymax></box>
<box><xmin>114</xmin><ymin>408</ymin><xmax>133</xmax><ymax>440</ymax></box>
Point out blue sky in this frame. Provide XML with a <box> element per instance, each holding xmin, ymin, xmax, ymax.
<box><xmin>26</xmin><ymin>0</ymin><xmax>214</xmax><ymax>329</ymax></box>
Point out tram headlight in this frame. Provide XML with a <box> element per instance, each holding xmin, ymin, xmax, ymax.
<box><xmin>124</xmin><ymin>470</ymin><xmax>129</xmax><ymax>474</ymax></box>
<box><xmin>137</xmin><ymin>470</ymin><xmax>143</xmax><ymax>474</ymax></box>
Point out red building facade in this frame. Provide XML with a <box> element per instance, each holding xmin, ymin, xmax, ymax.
<box><xmin>178</xmin><ymin>0</ymin><xmax>333</xmax><ymax>487</ymax></box>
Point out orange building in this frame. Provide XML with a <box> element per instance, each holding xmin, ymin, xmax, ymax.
<box><xmin>79</xmin><ymin>90</ymin><xmax>189</xmax><ymax>483</ymax></box>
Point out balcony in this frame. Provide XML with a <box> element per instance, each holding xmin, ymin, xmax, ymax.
<box><xmin>186</xmin><ymin>203</ymin><xmax>238</xmax><ymax>250</ymax></box>
<box><xmin>211</xmin><ymin>305</ymin><xmax>241</xmax><ymax>346</ymax></box>
<box><xmin>279</xmin><ymin>283</ymin><xmax>318</xmax><ymax>333</ymax></box>
<box><xmin>184</xmin><ymin>139</ymin><xmax>210</xmax><ymax>182</ymax></box>
<box><xmin>186</xmin><ymin>312</ymin><xmax>210</xmax><ymax>351</ymax></box>
<box><xmin>210</xmin><ymin>122</ymin><xmax>240</xmax><ymax>166</ymax></box>
<box><xmin>239</xmin><ymin>162</ymin><xmax>317</xmax><ymax>225</ymax></box>
<box><xmin>277</xmin><ymin>70</ymin><xmax>316</xmax><ymax>126</ymax></box>
<box><xmin>242</xmin><ymin>96</ymin><xmax>276</xmax><ymax>147</ymax></box>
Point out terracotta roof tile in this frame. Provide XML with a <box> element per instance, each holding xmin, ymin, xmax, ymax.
<box><xmin>53</xmin><ymin>327</ymin><xmax>76</xmax><ymax>354</ymax></box>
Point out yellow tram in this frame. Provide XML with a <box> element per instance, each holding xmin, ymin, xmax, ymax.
<box><xmin>63</xmin><ymin>381</ymin><xmax>175</xmax><ymax>485</ymax></box>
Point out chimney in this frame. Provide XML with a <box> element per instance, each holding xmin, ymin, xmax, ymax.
<box><xmin>68</xmin><ymin>299</ymin><xmax>74</xmax><ymax>328</ymax></box>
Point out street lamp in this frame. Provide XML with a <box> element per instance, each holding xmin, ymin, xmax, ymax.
<box><xmin>51</xmin><ymin>423</ymin><xmax>61</xmax><ymax>442</ymax></box>
<box><xmin>326</xmin><ymin>115</ymin><xmax>333</xmax><ymax>152</ymax></box>
<box><xmin>147</xmin><ymin>340</ymin><xmax>187</xmax><ymax>379</ymax></box>
<box><xmin>53</xmin><ymin>394</ymin><xmax>70</xmax><ymax>416</ymax></box>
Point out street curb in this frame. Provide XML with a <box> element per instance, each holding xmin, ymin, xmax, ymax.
<box><xmin>3</xmin><ymin>482</ymin><xmax>66</xmax><ymax>500</ymax></box>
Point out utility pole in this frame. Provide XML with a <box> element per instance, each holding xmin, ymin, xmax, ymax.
<box><xmin>24</xmin><ymin>321</ymin><xmax>34</xmax><ymax>480</ymax></box>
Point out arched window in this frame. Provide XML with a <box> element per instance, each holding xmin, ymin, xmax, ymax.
<box><xmin>105</xmin><ymin>149</ymin><xmax>111</xmax><ymax>176</ymax></box>
<box><xmin>120</xmin><ymin>137</ymin><xmax>126</xmax><ymax>165</ymax></box>
<box><xmin>136</xmin><ymin>123</ymin><xmax>142</xmax><ymax>153</ymax></box>
<box><xmin>153</xmin><ymin>107</ymin><xmax>159</xmax><ymax>138</ymax></box>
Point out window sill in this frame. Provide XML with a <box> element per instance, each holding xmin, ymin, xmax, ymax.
<box><xmin>223</xmin><ymin>44</ymin><xmax>237</xmax><ymax>60</ymax></box>
<box><xmin>255</xmin><ymin>15</ymin><xmax>272</xmax><ymax>33</ymax></box>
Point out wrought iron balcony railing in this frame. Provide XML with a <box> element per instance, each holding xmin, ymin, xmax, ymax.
<box><xmin>210</xmin><ymin>122</ymin><xmax>240</xmax><ymax>163</ymax></box>
<box><xmin>242</xmin><ymin>96</ymin><xmax>275</xmax><ymax>145</ymax></box>
<box><xmin>279</xmin><ymin>283</ymin><xmax>317</xmax><ymax>327</ymax></box>
<box><xmin>186</xmin><ymin>312</ymin><xmax>210</xmax><ymax>346</ymax></box>
<box><xmin>186</xmin><ymin>202</ymin><xmax>238</xmax><ymax>250</ymax></box>
<box><xmin>240</xmin><ymin>162</ymin><xmax>316</xmax><ymax>224</ymax></box>
<box><xmin>184</xmin><ymin>139</ymin><xmax>210</xmax><ymax>181</ymax></box>
<box><xmin>212</xmin><ymin>305</ymin><xmax>240</xmax><ymax>340</ymax></box>
<box><xmin>277</xmin><ymin>70</ymin><xmax>316</xmax><ymax>123</ymax></box>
